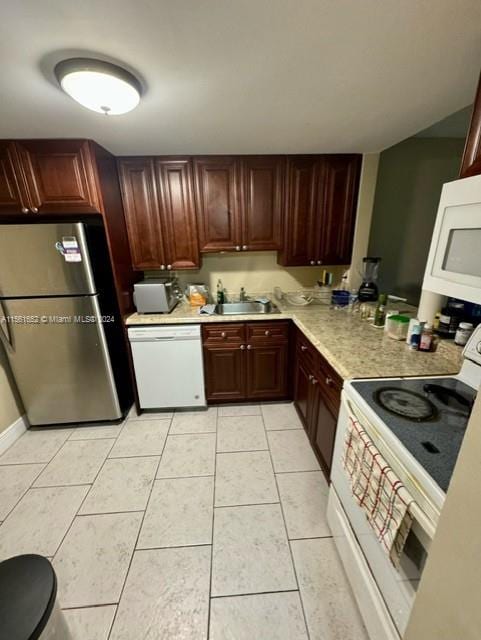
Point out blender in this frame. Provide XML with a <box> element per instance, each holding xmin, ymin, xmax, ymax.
<box><xmin>358</xmin><ymin>257</ymin><xmax>381</xmax><ymax>302</ymax></box>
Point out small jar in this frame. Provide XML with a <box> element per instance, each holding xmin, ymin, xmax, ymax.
<box><xmin>454</xmin><ymin>322</ymin><xmax>474</xmax><ymax>346</ymax></box>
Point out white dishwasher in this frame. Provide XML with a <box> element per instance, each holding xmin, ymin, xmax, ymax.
<box><xmin>128</xmin><ymin>325</ymin><xmax>206</xmax><ymax>409</ymax></box>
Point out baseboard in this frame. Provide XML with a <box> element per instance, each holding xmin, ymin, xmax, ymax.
<box><xmin>0</xmin><ymin>414</ymin><xmax>28</xmax><ymax>455</ymax></box>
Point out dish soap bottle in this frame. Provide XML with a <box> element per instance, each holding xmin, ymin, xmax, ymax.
<box><xmin>373</xmin><ymin>293</ymin><xmax>387</xmax><ymax>327</ymax></box>
<box><xmin>216</xmin><ymin>279</ymin><xmax>224</xmax><ymax>304</ymax></box>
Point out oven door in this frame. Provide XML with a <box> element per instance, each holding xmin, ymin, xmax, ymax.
<box><xmin>329</xmin><ymin>390</ymin><xmax>435</xmax><ymax>638</ymax></box>
<box><xmin>423</xmin><ymin>174</ymin><xmax>481</xmax><ymax>304</ymax></box>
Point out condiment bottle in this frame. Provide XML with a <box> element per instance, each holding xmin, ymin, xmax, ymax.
<box><xmin>216</xmin><ymin>279</ymin><xmax>224</xmax><ymax>304</ymax></box>
<box><xmin>373</xmin><ymin>293</ymin><xmax>387</xmax><ymax>327</ymax></box>
<box><xmin>419</xmin><ymin>323</ymin><xmax>433</xmax><ymax>352</ymax></box>
<box><xmin>455</xmin><ymin>322</ymin><xmax>474</xmax><ymax>346</ymax></box>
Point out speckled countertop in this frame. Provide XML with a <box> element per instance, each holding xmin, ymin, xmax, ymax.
<box><xmin>125</xmin><ymin>301</ymin><xmax>463</xmax><ymax>380</ymax></box>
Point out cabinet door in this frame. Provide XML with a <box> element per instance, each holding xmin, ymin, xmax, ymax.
<box><xmin>246</xmin><ymin>343</ymin><xmax>288</xmax><ymax>400</ymax></box>
<box><xmin>155</xmin><ymin>158</ymin><xmax>200</xmax><ymax>269</ymax></box>
<box><xmin>241</xmin><ymin>156</ymin><xmax>284</xmax><ymax>251</ymax></box>
<box><xmin>279</xmin><ymin>156</ymin><xmax>319</xmax><ymax>266</ymax></box>
<box><xmin>293</xmin><ymin>357</ymin><xmax>312</xmax><ymax>429</ymax></box>
<box><xmin>15</xmin><ymin>140</ymin><xmax>101</xmax><ymax>214</ymax></box>
<box><xmin>0</xmin><ymin>142</ymin><xmax>30</xmax><ymax>215</ymax></box>
<box><xmin>118</xmin><ymin>158</ymin><xmax>166</xmax><ymax>270</ymax></box>
<box><xmin>460</xmin><ymin>73</ymin><xmax>481</xmax><ymax>178</ymax></box>
<box><xmin>203</xmin><ymin>344</ymin><xmax>246</xmax><ymax>402</ymax></box>
<box><xmin>317</xmin><ymin>155</ymin><xmax>361</xmax><ymax>264</ymax></box>
<box><xmin>311</xmin><ymin>382</ymin><xmax>337</xmax><ymax>476</ymax></box>
<box><xmin>194</xmin><ymin>157</ymin><xmax>241</xmax><ymax>251</ymax></box>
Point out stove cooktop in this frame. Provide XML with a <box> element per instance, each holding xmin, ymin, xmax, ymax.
<box><xmin>350</xmin><ymin>377</ymin><xmax>477</xmax><ymax>492</ymax></box>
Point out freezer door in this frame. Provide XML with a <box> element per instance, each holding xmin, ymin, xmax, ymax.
<box><xmin>0</xmin><ymin>295</ymin><xmax>121</xmax><ymax>425</ymax></box>
<box><xmin>0</xmin><ymin>223</ymin><xmax>96</xmax><ymax>297</ymax></box>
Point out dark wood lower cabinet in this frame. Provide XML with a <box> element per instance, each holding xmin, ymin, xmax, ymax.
<box><xmin>246</xmin><ymin>343</ymin><xmax>288</xmax><ymax>399</ymax></box>
<box><xmin>310</xmin><ymin>382</ymin><xmax>337</xmax><ymax>475</ymax></box>
<box><xmin>293</xmin><ymin>328</ymin><xmax>342</xmax><ymax>478</ymax></box>
<box><xmin>202</xmin><ymin>321</ymin><xmax>289</xmax><ymax>403</ymax></box>
<box><xmin>203</xmin><ymin>345</ymin><xmax>246</xmax><ymax>402</ymax></box>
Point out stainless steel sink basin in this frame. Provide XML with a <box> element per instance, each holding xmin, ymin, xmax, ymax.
<box><xmin>214</xmin><ymin>301</ymin><xmax>280</xmax><ymax>315</ymax></box>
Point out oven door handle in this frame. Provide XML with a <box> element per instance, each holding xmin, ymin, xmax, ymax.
<box><xmin>341</xmin><ymin>392</ymin><xmax>437</xmax><ymax>544</ymax></box>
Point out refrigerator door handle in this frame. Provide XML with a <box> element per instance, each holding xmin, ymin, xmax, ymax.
<box><xmin>0</xmin><ymin>300</ymin><xmax>13</xmax><ymax>352</ymax></box>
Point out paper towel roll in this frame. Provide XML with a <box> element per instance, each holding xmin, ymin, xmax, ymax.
<box><xmin>418</xmin><ymin>289</ymin><xmax>445</xmax><ymax>323</ymax></box>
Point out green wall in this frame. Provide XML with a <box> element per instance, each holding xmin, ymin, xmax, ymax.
<box><xmin>368</xmin><ymin>137</ymin><xmax>465</xmax><ymax>304</ymax></box>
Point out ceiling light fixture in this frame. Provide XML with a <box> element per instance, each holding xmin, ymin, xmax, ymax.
<box><xmin>54</xmin><ymin>58</ymin><xmax>141</xmax><ymax>115</ymax></box>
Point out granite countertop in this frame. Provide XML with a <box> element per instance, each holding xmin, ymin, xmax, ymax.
<box><xmin>125</xmin><ymin>300</ymin><xmax>463</xmax><ymax>380</ymax></box>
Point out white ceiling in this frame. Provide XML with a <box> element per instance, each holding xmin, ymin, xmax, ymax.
<box><xmin>1</xmin><ymin>0</ymin><xmax>481</xmax><ymax>155</ymax></box>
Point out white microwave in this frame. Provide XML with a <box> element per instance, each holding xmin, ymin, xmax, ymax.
<box><xmin>423</xmin><ymin>174</ymin><xmax>481</xmax><ymax>304</ymax></box>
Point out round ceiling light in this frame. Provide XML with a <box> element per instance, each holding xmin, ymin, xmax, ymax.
<box><xmin>54</xmin><ymin>58</ymin><xmax>141</xmax><ymax>115</ymax></box>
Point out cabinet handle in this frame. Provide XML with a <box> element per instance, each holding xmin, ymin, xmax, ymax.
<box><xmin>242</xmin><ymin>245</ymin><xmax>248</xmax><ymax>251</ymax></box>
<box><xmin>160</xmin><ymin>265</ymin><xmax>166</xmax><ymax>270</ymax></box>
<box><xmin>309</xmin><ymin>260</ymin><xmax>315</xmax><ymax>265</ymax></box>
<box><xmin>21</xmin><ymin>207</ymin><xmax>28</xmax><ymax>213</ymax></box>
<box><xmin>30</xmin><ymin>207</ymin><xmax>38</xmax><ymax>213</ymax></box>
<box><xmin>264</xmin><ymin>330</ymin><xmax>271</xmax><ymax>336</ymax></box>
<box><xmin>235</xmin><ymin>246</ymin><xmax>241</xmax><ymax>251</ymax></box>
<box><xmin>325</xmin><ymin>376</ymin><xmax>333</xmax><ymax>386</ymax></box>
<box><xmin>308</xmin><ymin>374</ymin><xmax>314</xmax><ymax>381</ymax></box>
<box><xmin>317</xmin><ymin>260</ymin><xmax>322</xmax><ymax>265</ymax></box>
<box><xmin>301</xmin><ymin>345</ymin><xmax>308</xmax><ymax>352</ymax></box>
<box><xmin>221</xmin><ymin>332</ymin><xmax>227</xmax><ymax>338</ymax></box>
<box><xmin>247</xmin><ymin>344</ymin><xmax>252</xmax><ymax>350</ymax></box>
<box><xmin>240</xmin><ymin>344</ymin><xmax>245</xmax><ymax>350</ymax></box>
<box><xmin>167</xmin><ymin>264</ymin><xmax>172</xmax><ymax>270</ymax></box>
<box><xmin>311</xmin><ymin>378</ymin><xmax>318</xmax><ymax>385</ymax></box>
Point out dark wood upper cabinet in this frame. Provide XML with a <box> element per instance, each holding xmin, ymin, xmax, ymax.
<box><xmin>278</xmin><ymin>156</ymin><xmax>319</xmax><ymax>266</ymax></box>
<box><xmin>155</xmin><ymin>158</ymin><xmax>199</xmax><ymax>270</ymax></box>
<box><xmin>0</xmin><ymin>142</ymin><xmax>30</xmax><ymax>214</ymax></box>
<box><xmin>279</xmin><ymin>154</ymin><xmax>361</xmax><ymax>267</ymax></box>
<box><xmin>460</xmin><ymin>72</ymin><xmax>481</xmax><ymax>178</ymax></box>
<box><xmin>119</xmin><ymin>157</ymin><xmax>200</xmax><ymax>271</ymax></box>
<box><xmin>194</xmin><ymin>156</ymin><xmax>241</xmax><ymax>252</ymax></box>
<box><xmin>15</xmin><ymin>140</ymin><xmax>101</xmax><ymax>214</ymax></box>
<box><xmin>241</xmin><ymin>156</ymin><xmax>284</xmax><ymax>251</ymax></box>
<box><xmin>118</xmin><ymin>158</ymin><xmax>165</xmax><ymax>271</ymax></box>
<box><xmin>317</xmin><ymin>155</ymin><xmax>362</xmax><ymax>264</ymax></box>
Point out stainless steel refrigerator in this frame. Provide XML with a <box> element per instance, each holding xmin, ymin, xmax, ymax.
<box><xmin>0</xmin><ymin>222</ymin><xmax>128</xmax><ymax>426</ymax></box>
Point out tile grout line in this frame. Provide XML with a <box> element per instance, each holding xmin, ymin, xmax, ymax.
<box><xmin>0</xmin><ymin>428</ymin><xmax>121</xmax><ymax>535</ymax></box>
<box><xmin>107</xmin><ymin>413</ymin><xmax>173</xmax><ymax>640</ymax></box>
<box><xmin>0</xmin><ymin>462</ymin><xmax>47</xmax><ymax>524</ymax></box>
<box><xmin>50</xmin><ymin>436</ymin><xmax>119</xmax><ymax>563</ymax></box>
<box><xmin>210</xmin><ymin>587</ymin><xmax>302</xmax><ymax>600</ymax></box>
<box><xmin>206</xmin><ymin>405</ymin><xmax>218</xmax><ymax>640</ymax></box>
<box><xmin>261</xmin><ymin>406</ymin><xmax>312</xmax><ymax>640</ymax></box>
<box><xmin>0</xmin><ymin>420</ymin><xmax>130</xmax><ymax>533</ymax></box>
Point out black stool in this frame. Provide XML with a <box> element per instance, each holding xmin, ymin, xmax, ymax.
<box><xmin>0</xmin><ymin>554</ymin><xmax>71</xmax><ymax>639</ymax></box>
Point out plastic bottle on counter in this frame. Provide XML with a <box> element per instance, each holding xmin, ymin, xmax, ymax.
<box><xmin>409</xmin><ymin>322</ymin><xmax>423</xmax><ymax>350</ymax></box>
<box><xmin>216</xmin><ymin>279</ymin><xmax>224</xmax><ymax>304</ymax></box>
<box><xmin>455</xmin><ymin>322</ymin><xmax>474</xmax><ymax>346</ymax></box>
<box><xmin>419</xmin><ymin>323</ymin><xmax>434</xmax><ymax>352</ymax></box>
<box><xmin>373</xmin><ymin>293</ymin><xmax>387</xmax><ymax>327</ymax></box>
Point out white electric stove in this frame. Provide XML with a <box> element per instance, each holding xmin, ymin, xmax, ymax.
<box><xmin>328</xmin><ymin>325</ymin><xmax>481</xmax><ymax>640</ymax></box>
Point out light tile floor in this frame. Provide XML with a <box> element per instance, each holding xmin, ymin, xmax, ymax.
<box><xmin>0</xmin><ymin>402</ymin><xmax>368</xmax><ymax>640</ymax></box>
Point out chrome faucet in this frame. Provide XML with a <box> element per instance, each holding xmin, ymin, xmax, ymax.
<box><xmin>239</xmin><ymin>287</ymin><xmax>248</xmax><ymax>302</ymax></box>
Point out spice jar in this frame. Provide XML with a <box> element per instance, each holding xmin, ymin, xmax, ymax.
<box><xmin>454</xmin><ymin>322</ymin><xmax>474</xmax><ymax>347</ymax></box>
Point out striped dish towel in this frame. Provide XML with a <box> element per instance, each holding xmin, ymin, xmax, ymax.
<box><xmin>343</xmin><ymin>417</ymin><xmax>414</xmax><ymax>567</ymax></box>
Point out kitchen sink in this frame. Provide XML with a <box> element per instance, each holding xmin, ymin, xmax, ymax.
<box><xmin>214</xmin><ymin>301</ymin><xmax>280</xmax><ymax>315</ymax></box>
